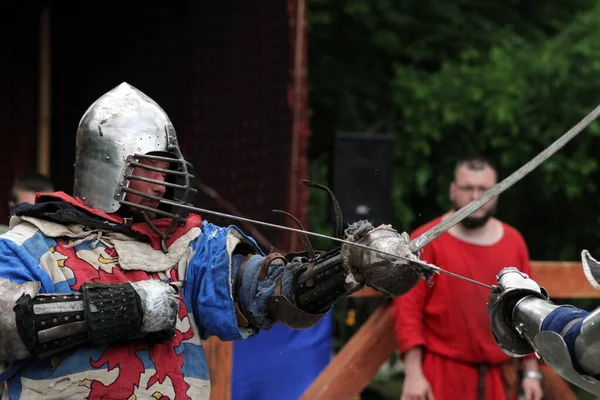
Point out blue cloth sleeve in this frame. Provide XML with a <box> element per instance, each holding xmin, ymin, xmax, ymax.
<box><xmin>0</xmin><ymin>235</ymin><xmax>55</xmax><ymax>293</ymax></box>
<box><xmin>235</xmin><ymin>254</ymin><xmax>286</xmax><ymax>331</ymax></box>
<box><xmin>183</xmin><ymin>222</ymin><xmax>264</xmax><ymax>341</ymax></box>
<box><xmin>234</xmin><ymin>254</ymin><xmax>304</xmax><ymax>331</ymax></box>
<box><xmin>0</xmin><ymin>233</ymin><xmax>57</xmax><ymax>379</ymax></box>
<box><xmin>541</xmin><ymin>306</ymin><xmax>590</xmax><ymax>374</ymax></box>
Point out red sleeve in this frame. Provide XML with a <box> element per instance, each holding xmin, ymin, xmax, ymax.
<box><xmin>392</xmin><ymin>237</ymin><xmax>435</xmax><ymax>356</ymax></box>
<box><xmin>393</xmin><ymin>280</ymin><xmax>430</xmax><ymax>355</ymax></box>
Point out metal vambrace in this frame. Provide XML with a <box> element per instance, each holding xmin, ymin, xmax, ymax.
<box><xmin>489</xmin><ymin>267</ymin><xmax>600</xmax><ymax>396</ymax></box>
<box><xmin>488</xmin><ymin>285</ymin><xmax>551</xmax><ymax>357</ymax></box>
<box><xmin>13</xmin><ymin>281</ymin><xmax>179</xmax><ymax>359</ymax></box>
<box><xmin>506</xmin><ymin>297</ymin><xmax>600</xmax><ymax>396</ymax></box>
<box><xmin>267</xmin><ymin>247</ymin><xmax>364</xmax><ymax>329</ymax></box>
<box><xmin>489</xmin><ymin>267</ymin><xmax>600</xmax><ymax>397</ymax></box>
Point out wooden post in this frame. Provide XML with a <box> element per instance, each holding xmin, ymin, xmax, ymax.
<box><xmin>38</xmin><ymin>5</ymin><xmax>51</xmax><ymax>176</ymax></box>
<box><xmin>300</xmin><ymin>303</ymin><xmax>397</xmax><ymax>400</ymax></box>
<box><xmin>285</xmin><ymin>0</ymin><xmax>309</xmax><ymax>252</ymax></box>
<box><xmin>202</xmin><ymin>337</ymin><xmax>232</xmax><ymax>400</ymax></box>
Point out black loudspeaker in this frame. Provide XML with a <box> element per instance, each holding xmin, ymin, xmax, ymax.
<box><xmin>331</xmin><ymin>132</ymin><xmax>395</xmax><ymax>226</ymax></box>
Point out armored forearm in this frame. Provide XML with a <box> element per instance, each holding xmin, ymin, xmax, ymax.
<box><xmin>0</xmin><ymin>278</ymin><xmax>40</xmax><ymax>360</ymax></box>
<box><xmin>504</xmin><ymin>297</ymin><xmax>600</xmax><ymax>395</ymax></box>
<box><xmin>234</xmin><ymin>248</ymin><xmax>355</xmax><ymax>331</ymax></box>
<box><xmin>293</xmin><ymin>247</ymin><xmax>350</xmax><ymax>313</ymax></box>
<box><xmin>489</xmin><ymin>267</ymin><xmax>600</xmax><ymax>396</ymax></box>
<box><xmin>0</xmin><ymin>278</ymin><xmax>179</xmax><ymax>360</ymax></box>
<box><xmin>234</xmin><ymin>221</ymin><xmax>423</xmax><ymax>331</ymax></box>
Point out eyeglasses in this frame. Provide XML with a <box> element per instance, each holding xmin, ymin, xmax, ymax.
<box><xmin>456</xmin><ymin>185</ymin><xmax>491</xmax><ymax>195</ymax></box>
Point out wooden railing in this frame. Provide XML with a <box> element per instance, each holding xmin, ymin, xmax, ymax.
<box><xmin>204</xmin><ymin>261</ymin><xmax>600</xmax><ymax>399</ymax></box>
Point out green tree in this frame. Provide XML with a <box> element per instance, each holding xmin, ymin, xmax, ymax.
<box><xmin>307</xmin><ymin>0</ymin><xmax>600</xmax><ymax>261</ymax></box>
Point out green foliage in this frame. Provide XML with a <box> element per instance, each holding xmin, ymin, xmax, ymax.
<box><xmin>307</xmin><ymin>0</ymin><xmax>600</xmax><ymax>262</ymax></box>
<box><xmin>307</xmin><ymin>4</ymin><xmax>600</xmax><ymax>397</ymax></box>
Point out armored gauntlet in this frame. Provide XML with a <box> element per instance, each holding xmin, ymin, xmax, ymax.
<box><xmin>235</xmin><ymin>220</ymin><xmax>424</xmax><ymax>331</ymax></box>
<box><xmin>341</xmin><ymin>221</ymin><xmax>421</xmax><ymax>297</ymax></box>
<box><xmin>13</xmin><ymin>280</ymin><xmax>180</xmax><ymax>359</ymax></box>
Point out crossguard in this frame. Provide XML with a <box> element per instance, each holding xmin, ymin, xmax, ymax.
<box><xmin>342</xmin><ymin>224</ymin><xmax>422</xmax><ymax>297</ymax></box>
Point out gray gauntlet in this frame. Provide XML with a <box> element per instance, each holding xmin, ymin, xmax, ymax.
<box><xmin>263</xmin><ymin>222</ymin><xmax>424</xmax><ymax>329</ymax></box>
<box><xmin>342</xmin><ymin>221</ymin><xmax>422</xmax><ymax>297</ymax></box>
<box><xmin>487</xmin><ymin>267</ymin><xmax>552</xmax><ymax>357</ymax></box>
<box><xmin>238</xmin><ymin>220</ymin><xmax>427</xmax><ymax>332</ymax></box>
<box><xmin>14</xmin><ymin>280</ymin><xmax>180</xmax><ymax>359</ymax></box>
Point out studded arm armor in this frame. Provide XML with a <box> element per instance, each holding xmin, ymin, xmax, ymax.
<box><xmin>0</xmin><ymin>278</ymin><xmax>179</xmax><ymax>360</ymax></box>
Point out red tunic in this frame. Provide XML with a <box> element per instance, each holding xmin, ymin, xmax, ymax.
<box><xmin>393</xmin><ymin>217</ymin><xmax>532</xmax><ymax>400</ymax></box>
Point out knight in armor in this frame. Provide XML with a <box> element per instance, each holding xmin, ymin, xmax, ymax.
<box><xmin>0</xmin><ymin>82</ymin><xmax>421</xmax><ymax>399</ymax></box>
<box><xmin>488</xmin><ymin>250</ymin><xmax>600</xmax><ymax>397</ymax></box>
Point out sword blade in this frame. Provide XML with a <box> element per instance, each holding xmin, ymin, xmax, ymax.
<box><xmin>409</xmin><ymin>104</ymin><xmax>600</xmax><ymax>254</ymax></box>
<box><xmin>162</xmin><ymin>198</ymin><xmax>491</xmax><ymax>288</ymax></box>
<box><xmin>164</xmin><ymin>197</ymin><xmax>405</xmax><ymax>255</ymax></box>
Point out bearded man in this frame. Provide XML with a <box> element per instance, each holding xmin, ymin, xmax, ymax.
<box><xmin>393</xmin><ymin>157</ymin><xmax>543</xmax><ymax>400</ymax></box>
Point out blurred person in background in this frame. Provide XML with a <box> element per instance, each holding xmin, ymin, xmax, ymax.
<box><xmin>0</xmin><ymin>173</ymin><xmax>54</xmax><ymax>234</ymax></box>
<box><xmin>393</xmin><ymin>156</ymin><xmax>543</xmax><ymax>400</ymax></box>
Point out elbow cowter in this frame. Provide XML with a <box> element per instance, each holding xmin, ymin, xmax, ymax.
<box><xmin>0</xmin><ymin>278</ymin><xmax>40</xmax><ymax>361</ymax></box>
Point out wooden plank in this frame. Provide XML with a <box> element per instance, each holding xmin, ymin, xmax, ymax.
<box><xmin>352</xmin><ymin>261</ymin><xmax>600</xmax><ymax>299</ymax></box>
<box><xmin>300</xmin><ymin>303</ymin><xmax>396</xmax><ymax>400</ymax></box>
<box><xmin>530</xmin><ymin>261</ymin><xmax>599</xmax><ymax>298</ymax></box>
<box><xmin>202</xmin><ymin>337</ymin><xmax>232</xmax><ymax>400</ymax></box>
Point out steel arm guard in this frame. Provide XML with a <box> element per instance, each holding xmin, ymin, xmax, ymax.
<box><xmin>489</xmin><ymin>267</ymin><xmax>600</xmax><ymax>396</ymax></box>
<box><xmin>499</xmin><ymin>297</ymin><xmax>600</xmax><ymax>396</ymax></box>
<box><xmin>12</xmin><ymin>281</ymin><xmax>179</xmax><ymax>359</ymax></box>
<box><xmin>0</xmin><ymin>278</ymin><xmax>41</xmax><ymax>361</ymax></box>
